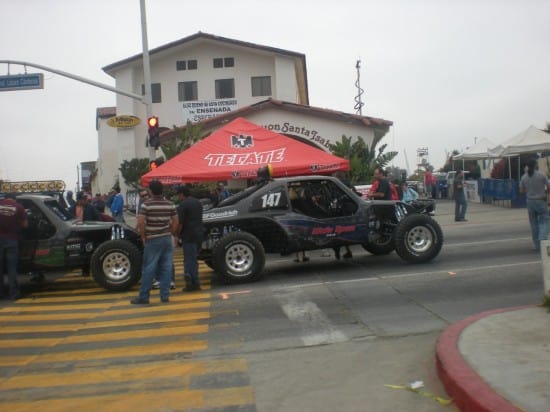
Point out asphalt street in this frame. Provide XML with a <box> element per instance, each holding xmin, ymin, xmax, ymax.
<box><xmin>0</xmin><ymin>199</ymin><xmax>543</xmax><ymax>412</ymax></box>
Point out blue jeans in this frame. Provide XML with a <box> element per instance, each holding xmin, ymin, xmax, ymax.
<box><xmin>183</xmin><ymin>242</ymin><xmax>200</xmax><ymax>286</ymax></box>
<box><xmin>114</xmin><ymin>212</ymin><xmax>125</xmax><ymax>223</ymax></box>
<box><xmin>455</xmin><ymin>193</ymin><xmax>467</xmax><ymax>220</ymax></box>
<box><xmin>0</xmin><ymin>239</ymin><xmax>20</xmax><ymax>299</ymax></box>
<box><xmin>139</xmin><ymin>235</ymin><xmax>173</xmax><ymax>301</ymax></box>
<box><xmin>526</xmin><ymin>199</ymin><xmax>549</xmax><ymax>251</ymax></box>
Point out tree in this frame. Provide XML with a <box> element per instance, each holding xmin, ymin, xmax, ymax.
<box><xmin>161</xmin><ymin>120</ymin><xmax>203</xmax><ymax>160</ymax></box>
<box><xmin>330</xmin><ymin>135</ymin><xmax>398</xmax><ymax>184</ymax></box>
<box><xmin>119</xmin><ymin>158</ymin><xmax>151</xmax><ymax>189</ymax></box>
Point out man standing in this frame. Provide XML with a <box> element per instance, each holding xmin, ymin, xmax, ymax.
<box><xmin>177</xmin><ymin>186</ymin><xmax>204</xmax><ymax>292</ymax></box>
<box><xmin>110</xmin><ymin>187</ymin><xmax>125</xmax><ymax>223</ymax></box>
<box><xmin>453</xmin><ymin>170</ymin><xmax>468</xmax><ymax>222</ymax></box>
<box><xmin>424</xmin><ymin>169</ymin><xmax>435</xmax><ymax>198</ymax></box>
<box><xmin>216</xmin><ymin>181</ymin><xmax>231</xmax><ymax>204</ymax></box>
<box><xmin>0</xmin><ymin>194</ymin><xmax>28</xmax><ymax>300</ymax></box>
<box><xmin>131</xmin><ymin>180</ymin><xmax>178</xmax><ymax>304</ymax></box>
<box><xmin>520</xmin><ymin>158</ymin><xmax>550</xmax><ymax>251</ymax></box>
<box><xmin>368</xmin><ymin>168</ymin><xmax>392</xmax><ymax>200</ymax></box>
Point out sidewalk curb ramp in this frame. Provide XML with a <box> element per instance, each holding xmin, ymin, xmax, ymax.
<box><xmin>435</xmin><ymin>306</ymin><xmax>533</xmax><ymax>412</ymax></box>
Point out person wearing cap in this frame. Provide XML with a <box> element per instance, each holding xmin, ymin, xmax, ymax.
<box><xmin>176</xmin><ymin>185</ymin><xmax>204</xmax><ymax>292</ymax></box>
<box><xmin>520</xmin><ymin>158</ymin><xmax>550</xmax><ymax>251</ymax></box>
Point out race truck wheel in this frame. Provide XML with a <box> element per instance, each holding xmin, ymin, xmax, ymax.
<box><xmin>362</xmin><ymin>235</ymin><xmax>395</xmax><ymax>255</ymax></box>
<box><xmin>394</xmin><ymin>214</ymin><xmax>443</xmax><ymax>263</ymax></box>
<box><xmin>90</xmin><ymin>240</ymin><xmax>142</xmax><ymax>291</ymax></box>
<box><xmin>212</xmin><ymin>231</ymin><xmax>265</xmax><ymax>283</ymax></box>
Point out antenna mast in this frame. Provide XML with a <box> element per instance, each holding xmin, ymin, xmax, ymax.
<box><xmin>354</xmin><ymin>60</ymin><xmax>364</xmax><ymax>115</ymax></box>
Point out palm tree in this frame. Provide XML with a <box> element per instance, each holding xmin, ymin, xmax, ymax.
<box><xmin>161</xmin><ymin>120</ymin><xmax>203</xmax><ymax>160</ymax></box>
<box><xmin>331</xmin><ymin>135</ymin><xmax>397</xmax><ymax>183</ymax></box>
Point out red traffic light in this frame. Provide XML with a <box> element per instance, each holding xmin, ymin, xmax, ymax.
<box><xmin>147</xmin><ymin>116</ymin><xmax>159</xmax><ymax>130</ymax></box>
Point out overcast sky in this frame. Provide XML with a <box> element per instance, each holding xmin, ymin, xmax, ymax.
<box><xmin>1</xmin><ymin>0</ymin><xmax>549</xmax><ymax>190</ymax></box>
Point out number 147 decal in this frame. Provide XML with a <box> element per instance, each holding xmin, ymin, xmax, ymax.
<box><xmin>261</xmin><ymin>192</ymin><xmax>281</xmax><ymax>208</ymax></box>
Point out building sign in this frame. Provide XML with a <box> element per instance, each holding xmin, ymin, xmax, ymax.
<box><xmin>106</xmin><ymin>115</ymin><xmax>141</xmax><ymax>128</ymax></box>
<box><xmin>182</xmin><ymin>99</ymin><xmax>238</xmax><ymax>122</ymax></box>
<box><xmin>262</xmin><ymin>122</ymin><xmax>332</xmax><ymax>149</ymax></box>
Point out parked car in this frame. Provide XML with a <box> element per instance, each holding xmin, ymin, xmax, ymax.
<box><xmin>15</xmin><ymin>194</ymin><xmax>143</xmax><ymax>291</ymax></box>
<box><xmin>199</xmin><ymin>167</ymin><xmax>443</xmax><ymax>283</ymax></box>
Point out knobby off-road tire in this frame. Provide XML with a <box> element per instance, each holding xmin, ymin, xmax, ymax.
<box><xmin>212</xmin><ymin>231</ymin><xmax>265</xmax><ymax>284</ymax></box>
<box><xmin>362</xmin><ymin>234</ymin><xmax>395</xmax><ymax>255</ymax></box>
<box><xmin>394</xmin><ymin>214</ymin><xmax>443</xmax><ymax>263</ymax></box>
<box><xmin>90</xmin><ymin>240</ymin><xmax>142</xmax><ymax>291</ymax></box>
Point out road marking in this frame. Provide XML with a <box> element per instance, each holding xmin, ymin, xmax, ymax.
<box><xmin>0</xmin><ymin>358</ymin><xmax>247</xmax><ymax>389</ymax></box>
<box><xmin>0</xmin><ymin>387</ymin><xmax>255</xmax><ymax>412</ymax></box>
<box><xmin>276</xmin><ymin>289</ymin><xmax>347</xmax><ymax>346</ymax></box>
<box><xmin>272</xmin><ymin>260</ymin><xmax>541</xmax><ymax>290</ymax></box>
<box><xmin>0</xmin><ymin>252</ymin><xmax>256</xmax><ymax>411</ymax></box>
<box><xmin>219</xmin><ymin>290</ymin><xmax>252</xmax><ymax>300</ymax></box>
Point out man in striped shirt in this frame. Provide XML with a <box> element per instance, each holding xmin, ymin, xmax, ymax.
<box><xmin>131</xmin><ymin>180</ymin><xmax>179</xmax><ymax>305</ymax></box>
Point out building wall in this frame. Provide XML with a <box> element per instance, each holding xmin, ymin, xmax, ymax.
<box><xmin>101</xmin><ymin>42</ymin><xmax>302</xmax><ymax>195</ymax></box>
<box><xmin>97</xmin><ymin>38</ymin><xmax>388</xmax><ymax>196</ymax></box>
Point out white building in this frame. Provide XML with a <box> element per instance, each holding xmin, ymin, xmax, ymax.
<box><xmin>94</xmin><ymin>32</ymin><xmax>392</xmax><ymax>194</ymax></box>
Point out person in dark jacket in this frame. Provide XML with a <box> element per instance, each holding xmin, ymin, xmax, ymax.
<box><xmin>177</xmin><ymin>186</ymin><xmax>204</xmax><ymax>292</ymax></box>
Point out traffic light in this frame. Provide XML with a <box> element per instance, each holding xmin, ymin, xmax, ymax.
<box><xmin>147</xmin><ymin>116</ymin><xmax>160</xmax><ymax>149</ymax></box>
<box><xmin>149</xmin><ymin>157</ymin><xmax>164</xmax><ymax>171</ymax></box>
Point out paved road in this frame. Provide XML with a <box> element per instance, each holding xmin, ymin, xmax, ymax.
<box><xmin>0</xmin><ymin>200</ymin><xmax>542</xmax><ymax>411</ymax></box>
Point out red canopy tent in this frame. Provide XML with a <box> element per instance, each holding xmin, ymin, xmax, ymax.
<box><xmin>141</xmin><ymin>117</ymin><xmax>349</xmax><ymax>185</ymax></box>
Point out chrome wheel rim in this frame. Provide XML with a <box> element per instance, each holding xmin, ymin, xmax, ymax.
<box><xmin>225</xmin><ymin>243</ymin><xmax>254</xmax><ymax>276</ymax></box>
<box><xmin>406</xmin><ymin>226</ymin><xmax>433</xmax><ymax>253</ymax></box>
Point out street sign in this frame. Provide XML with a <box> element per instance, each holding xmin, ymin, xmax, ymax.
<box><xmin>0</xmin><ymin>73</ymin><xmax>44</xmax><ymax>91</ymax></box>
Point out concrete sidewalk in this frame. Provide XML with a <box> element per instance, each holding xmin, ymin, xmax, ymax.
<box><xmin>431</xmin><ymin>199</ymin><xmax>549</xmax><ymax>411</ymax></box>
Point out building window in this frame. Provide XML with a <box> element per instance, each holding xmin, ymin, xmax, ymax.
<box><xmin>176</xmin><ymin>60</ymin><xmax>186</xmax><ymax>71</ymax></box>
<box><xmin>177</xmin><ymin>59</ymin><xmax>197</xmax><ymax>71</ymax></box>
<box><xmin>215</xmin><ymin>79</ymin><xmax>235</xmax><ymax>99</ymax></box>
<box><xmin>178</xmin><ymin>81</ymin><xmax>198</xmax><ymax>101</ymax></box>
<box><xmin>141</xmin><ymin>83</ymin><xmax>162</xmax><ymax>103</ymax></box>
<box><xmin>251</xmin><ymin>76</ymin><xmax>272</xmax><ymax>97</ymax></box>
<box><xmin>213</xmin><ymin>57</ymin><xmax>235</xmax><ymax>68</ymax></box>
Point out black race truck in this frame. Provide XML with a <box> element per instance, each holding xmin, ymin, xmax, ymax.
<box><xmin>15</xmin><ymin>194</ymin><xmax>143</xmax><ymax>291</ymax></box>
<box><xmin>199</xmin><ymin>172</ymin><xmax>443</xmax><ymax>283</ymax></box>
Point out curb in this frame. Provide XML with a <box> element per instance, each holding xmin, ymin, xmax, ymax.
<box><xmin>435</xmin><ymin>306</ymin><xmax>533</xmax><ymax>412</ymax></box>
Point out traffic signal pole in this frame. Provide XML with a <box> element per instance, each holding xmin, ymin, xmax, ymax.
<box><xmin>140</xmin><ymin>0</ymin><xmax>155</xmax><ymax>161</ymax></box>
<box><xmin>0</xmin><ymin>59</ymin><xmax>143</xmax><ymax>101</ymax></box>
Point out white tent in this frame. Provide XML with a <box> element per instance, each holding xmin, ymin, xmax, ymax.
<box><xmin>454</xmin><ymin>137</ymin><xmax>497</xmax><ymax>160</ymax></box>
<box><xmin>490</xmin><ymin>125</ymin><xmax>550</xmax><ymax>157</ymax></box>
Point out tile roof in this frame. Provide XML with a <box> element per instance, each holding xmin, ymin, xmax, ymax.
<box><xmin>159</xmin><ymin>98</ymin><xmax>392</xmax><ymax>141</ymax></box>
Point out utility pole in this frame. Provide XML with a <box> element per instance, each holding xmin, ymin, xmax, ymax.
<box><xmin>140</xmin><ymin>0</ymin><xmax>155</xmax><ymax>161</ymax></box>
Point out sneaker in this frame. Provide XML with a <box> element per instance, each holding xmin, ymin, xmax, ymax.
<box><xmin>130</xmin><ymin>297</ymin><xmax>150</xmax><ymax>305</ymax></box>
<box><xmin>152</xmin><ymin>280</ymin><xmax>160</xmax><ymax>289</ymax></box>
<box><xmin>170</xmin><ymin>282</ymin><xmax>176</xmax><ymax>290</ymax></box>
